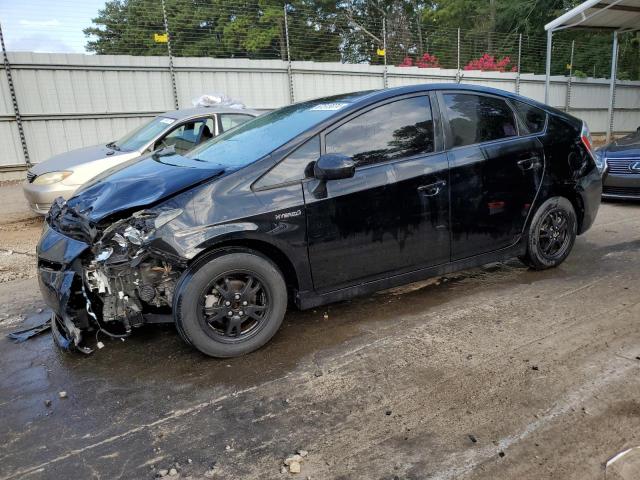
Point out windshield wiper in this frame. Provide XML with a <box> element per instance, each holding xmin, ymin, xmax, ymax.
<box><xmin>105</xmin><ymin>141</ymin><xmax>120</xmax><ymax>151</ymax></box>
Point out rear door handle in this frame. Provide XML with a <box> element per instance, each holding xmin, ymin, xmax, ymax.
<box><xmin>417</xmin><ymin>180</ymin><xmax>447</xmax><ymax>196</ymax></box>
<box><xmin>517</xmin><ymin>156</ymin><xmax>541</xmax><ymax>171</ymax></box>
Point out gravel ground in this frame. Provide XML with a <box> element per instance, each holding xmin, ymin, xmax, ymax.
<box><xmin>0</xmin><ymin>185</ymin><xmax>639</xmax><ymax>480</ymax></box>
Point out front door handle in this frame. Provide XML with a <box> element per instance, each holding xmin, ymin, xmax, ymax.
<box><xmin>417</xmin><ymin>180</ymin><xmax>447</xmax><ymax>197</ymax></box>
<box><xmin>517</xmin><ymin>155</ymin><xmax>541</xmax><ymax>171</ymax></box>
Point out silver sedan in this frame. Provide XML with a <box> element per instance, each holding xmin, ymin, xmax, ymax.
<box><xmin>23</xmin><ymin>106</ymin><xmax>259</xmax><ymax>214</ymax></box>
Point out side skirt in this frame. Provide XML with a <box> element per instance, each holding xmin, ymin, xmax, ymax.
<box><xmin>295</xmin><ymin>242</ymin><xmax>526</xmax><ymax>310</ymax></box>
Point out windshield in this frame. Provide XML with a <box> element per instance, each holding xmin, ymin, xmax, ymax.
<box><xmin>186</xmin><ymin>98</ymin><xmax>359</xmax><ymax>169</ymax></box>
<box><xmin>114</xmin><ymin>116</ymin><xmax>176</xmax><ymax>151</ymax></box>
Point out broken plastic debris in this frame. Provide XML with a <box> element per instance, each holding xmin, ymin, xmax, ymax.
<box><xmin>97</xmin><ymin>341</ymin><xmax>105</xmax><ymax>349</ymax></box>
<box><xmin>6</xmin><ymin>311</ymin><xmax>52</xmax><ymax>343</ymax></box>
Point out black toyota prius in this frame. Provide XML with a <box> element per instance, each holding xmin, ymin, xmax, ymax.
<box><xmin>38</xmin><ymin>84</ymin><xmax>602</xmax><ymax>357</ymax></box>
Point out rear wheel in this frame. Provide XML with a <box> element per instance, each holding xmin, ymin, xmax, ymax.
<box><xmin>174</xmin><ymin>250</ymin><xmax>287</xmax><ymax>357</ymax></box>
<box><xmin>520</xmin><ymin>196</ymin><xmax>577</xmax><ymax>270</ymax></box>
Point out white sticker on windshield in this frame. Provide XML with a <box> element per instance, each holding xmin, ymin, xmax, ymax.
<box><xmin>310</xmin><ymin>103</ymin><xmax>348</xmax><ymax>111</ymax></box>
<box><xmin>159</xmin><ymin>118</ymin><xmax>176</xmax><ymax>124</ymax></box>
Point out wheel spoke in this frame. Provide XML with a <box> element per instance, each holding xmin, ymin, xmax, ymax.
<box><xmin>245</xmin><ymin>304</ymin><xmax>265</xmax><ymax>321</ymax></box>
<box><xmin>204</xmin><ymin>305</ymin><xmax>228</xmax><ymax>323</ymax></box>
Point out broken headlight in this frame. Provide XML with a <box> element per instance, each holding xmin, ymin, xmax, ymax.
<box><xmin>94</xmin><ymin>207</ymin><xmax>183</xmax><ymax>260</ymax></box>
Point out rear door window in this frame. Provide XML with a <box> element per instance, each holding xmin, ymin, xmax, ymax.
<box><xmin>325</xmin><ymin>96</ymin><xmax>434</xmax><ymax>168</ymax></box>
<box><xmin>443</xmin><ymin>93</ymin><xmax>517</xmax><ymax>148</ymax></box>
<box><xmin>512</xmin><ymin>100</ymin><xmax>547</xmax><ymax>134</ymax></box>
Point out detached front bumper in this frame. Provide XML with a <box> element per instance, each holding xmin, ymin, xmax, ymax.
<box><xmin>37</xmin><ymin>223</ymin><xmax>92</xmax><ymax>351</ymax></box>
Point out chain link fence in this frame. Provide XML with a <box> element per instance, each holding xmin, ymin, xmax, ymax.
<box><xmin>1</xmin><ymin>0</ymin><xmax>638</xmax><ymax>170</ymax></box>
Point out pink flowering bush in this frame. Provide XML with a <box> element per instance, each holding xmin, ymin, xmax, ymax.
<box><xmin>398</xmin><ymin>52</ymin><xmax>441</xmax><ymax>68</ymax></box>
<box><xmin>464</xmin><ymin>54</ymin><xmax>517</xmax><ymax>72</ymax></box>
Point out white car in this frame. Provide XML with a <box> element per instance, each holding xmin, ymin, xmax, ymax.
<box><xmin>23</xmin><ymin>106</ymin><xmax>259</xmax><ymax>214</ymax></box>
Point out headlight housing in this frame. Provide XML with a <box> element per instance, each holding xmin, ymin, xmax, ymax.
<box><xmin>32</xmin><ymin>171</ymin><xmax>72</xmax><ymax>185</ymax></box>
<box><xmin>594</xmin><ymin>150</ymin><xmax>607</xmax><ymax>174</ymax></box>
<box><xmin>94</xmin><ymin>208</ymin><xmax>184</xmax><ymax>262</ymax></box>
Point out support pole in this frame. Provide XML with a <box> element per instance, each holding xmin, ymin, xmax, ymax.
<box><xmin>161</xmin><ymin>0</ymin><xmax>179</xmax><ymax>110</ymax></box>
<box><xmin>544</xmin><ymin>29</ymin><xmax>552</xmax><ymax>104</ymax></box>
<box><xmin>515</xmin><ymin>33</ymin><xmax>522</xmax><ymax>94</ymax></box>
<box><xmin>565</xmin><ymin>40</ymin><xmax>574</xmax><ymax>112</ymax></box>
<box><xmin>0</xmin><ymin>20</ymin><xmax>30</xmax><ymax>167</ymax></box>
<box><xmin>456</xmin><ymin>28</ymin><xmax>461</xmax><ymax>83</ymax></box>
<box><xmin>382</xmin><ymin>17</ymin><xmax>388</xmax><ymax>88</ymax></box>
<box><xmin>284</xmin><ymin>4</ymin><xmax>294</xmax><ymax>103</ymax></box>
<box><xmin>606</xmin><ymin>31</ymin><xmax>619</xmax><ymax>143</ymax></box>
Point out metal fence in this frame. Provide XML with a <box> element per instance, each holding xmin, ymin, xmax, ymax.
<box><xmin>1</xmin><ymin>0</ymin><xmax>640</xmax><ymax>170</ymax></box>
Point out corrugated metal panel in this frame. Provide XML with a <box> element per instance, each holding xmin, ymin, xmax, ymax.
<box><xmin>2</xmin><ymin>52</ymin><xmax>640</xmax><ymax>167</ymax></box>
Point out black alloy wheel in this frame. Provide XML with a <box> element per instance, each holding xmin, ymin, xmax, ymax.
<box><xmin>537</xmin><ymin>209</ymin><xmax>571</xmax><ymax>260</ymax></box>
<box><xmin>174</xmin><ymin>250</ymin><xmax>287</xmax><ymax>358</ymax></box>
<box><xmin>201</xmin><ymin>272</ymin><xmax>269</xmax><ymax>342</ymax></box>
<box><xmin>520</xmin><ymin>196</ymin><xmax>577</xmax><ymax>270</ymax></box>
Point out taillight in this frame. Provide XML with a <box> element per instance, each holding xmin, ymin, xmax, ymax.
<box><xmin>581</xmin><ymin>121</ymin><xmax>595</xmax><ymax>158</ymax></box>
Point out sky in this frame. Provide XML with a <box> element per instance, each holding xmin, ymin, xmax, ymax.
<box><xmin>0</xmin><ymin>0</ymin><xmax>106</xmax><ymax>53</ymax></box>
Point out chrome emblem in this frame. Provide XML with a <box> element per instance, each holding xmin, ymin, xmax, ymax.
<box><xmin>630</xmin><ymin>161</ymin><xmax>640</xmax><ymax>172</ymax></box>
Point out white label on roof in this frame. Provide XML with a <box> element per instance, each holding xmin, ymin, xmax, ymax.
<box><xmin>310</xmin><ymin>103</ymin><xmax>348</xmax><ymax>111</ymax></box>
<box><xmin>159</xmin><ymin>118</ymin><xmax>176</xmax><ymax>124</ymax></box>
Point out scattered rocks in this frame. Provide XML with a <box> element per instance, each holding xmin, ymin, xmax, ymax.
<box><xmin>281</xmin><ymin>466</ymin><xmax>288</xmax><ymax>474</ymax></box>
<box><xmin>204</xmin><ymin>468</ymin><xmax>216</xmax><ymax>478</ymax></box>
<box><xmin>225</xmin><ymin>445</ymin><xmax>232</xmax><ymax>451</ymax></box>
<box><xmin>468</xmin><ymin>434</ymin><xmax>477</xmax><ymax>444</ymax></box>
<box><xmin>157</xmin><ymin>469</ymin><xmax>169</xmax><ymax>477</ymax></box>
<box><xmin>58</xmin><ymin>391</ymin><xmax>68</xmax><ymax>399</ymax></box>
<box><xmin>168</xmin><ymin>468</ymin><xmax>178</xmax><ymax>476</ymax></box>
<box><xmin>498</xmin><ymin>451</ymin><xmax>505</xmax><ymax>458</ymax></box>
<box><xmin>385</xmin><ymin>410</ymin><xmax>392</xmax><ymax>416</ymax></box>
<box><xmin>297</xmin><ymin>450</ymin><xmax>308</xmax><ymax>457</ymax></box>
<box><xmin>314</xmin><ymin>371</ymin><xmax>323</xmax><ymax>377</ymax></box>
<box><xmin>531</xmin><ymin>365</ymin><xmax>539</xmax><ymax>371</ymax></box>
<box><xmin>44</xmin><ymin>399</ymin><xmax>52</xmax><ymax>407</ymax></box>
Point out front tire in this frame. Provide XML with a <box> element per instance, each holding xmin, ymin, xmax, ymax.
<box><xmin>174</xmin><ymin>250</ymin><xmax>287</xmax><ymax>358</ymax></box>
<box><xmin>520</xmin><ymin>196</ymin><xmax>577</xmax><ymax>270</ymax></box>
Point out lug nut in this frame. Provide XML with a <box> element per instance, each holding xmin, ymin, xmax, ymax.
<box><xmin>228</xmin><ymin>311</ymin><xmax>233</xmax><ymax>316</ymax></box>
<box><xmin>225</xmin><ymin>301</ymin><xmax>231</xmax><ymax>306</ymax></box>
<box><xmin>238</xmin><ymin>311</ymin><xmax>244</xmax><ymax>316</ymax></box>
<box><xmin>235</xmin><ymin>294</ymin><xmax>241</xmax><ymax>300</ymax></box>
<box><xmin>242</xmin><ymin>301</ymin><xmax>248</xmax><ymax>306</ymax></box>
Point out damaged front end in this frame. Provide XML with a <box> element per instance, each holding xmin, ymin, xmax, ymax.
<box><xmin>38</xmin><ymin>198</ymin><xmax>185</xmax><ymax>352</ymax></box>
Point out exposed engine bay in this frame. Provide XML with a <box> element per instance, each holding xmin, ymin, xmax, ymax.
<box><xmin>45</xmin><ymin>198</ymin><xmax>186</xmax><ymax>351</ymax></box>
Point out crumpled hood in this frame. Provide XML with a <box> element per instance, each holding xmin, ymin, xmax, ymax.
<box><xmin>30</xmin><ymin>144</ymin><xmax>130</xmax><ymax>174</ymax></box>
<box><xmin>66</xmin><ymin>153</ymin><xmax>225</xmax><ymax>223</ymax></box>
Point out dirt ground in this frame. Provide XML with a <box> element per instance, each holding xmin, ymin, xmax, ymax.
<box><xmin>1</xmin><ymin>182</ymin><xmax>639</xmax><ymax>480</ymax></box>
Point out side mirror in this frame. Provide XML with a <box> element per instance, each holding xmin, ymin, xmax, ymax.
<box><xmin>314</xmin><ymin>154</ymin><xmax>355</xmax><ymax>181</ymax></box>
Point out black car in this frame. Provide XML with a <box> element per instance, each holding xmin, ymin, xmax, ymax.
<box><xmin>38</xmin><ymin>84</ymin><xmax>602</xmax><ymax>357</ymax></box>
<box><xmin>596</xmin><ymin>127</ymin><xmax>640</xmax><ymax>199</ymax></box>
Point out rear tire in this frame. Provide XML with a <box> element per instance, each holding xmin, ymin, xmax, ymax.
<box><xmin>174</xmin><ymin>250</ymin><xmax>287</xmax><ymax>358</ymax></box>
<box><xmin>520</xmin><ymin>196</ymin><xmax>577</xmax><ymax>270</ymax></box>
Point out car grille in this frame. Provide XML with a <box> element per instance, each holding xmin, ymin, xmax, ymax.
<box><xmin>26</xmin><ymin>170</ymin><xmax>37</xmax><ymax>183</ymax></box>
<box><xmin>606</xmin><ymin>158</ymin><xmax>640</xmax><ymax>175</ymax></box>
<box><xmin>602</xmin><ymin>186</ymin><xmax>640</xmax><ymax>198</ymax></box>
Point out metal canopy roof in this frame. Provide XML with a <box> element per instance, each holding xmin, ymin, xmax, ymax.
<box><xmin>545</xmin><ymin>0</ymin><xmax>640</xmax><ymax>32</ymax></box>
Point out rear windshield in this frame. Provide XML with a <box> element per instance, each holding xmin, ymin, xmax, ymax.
<box><xmin>186</xmin><ymin>100</ymin><xmax>354</xmax><ymax>169</ymax></box>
